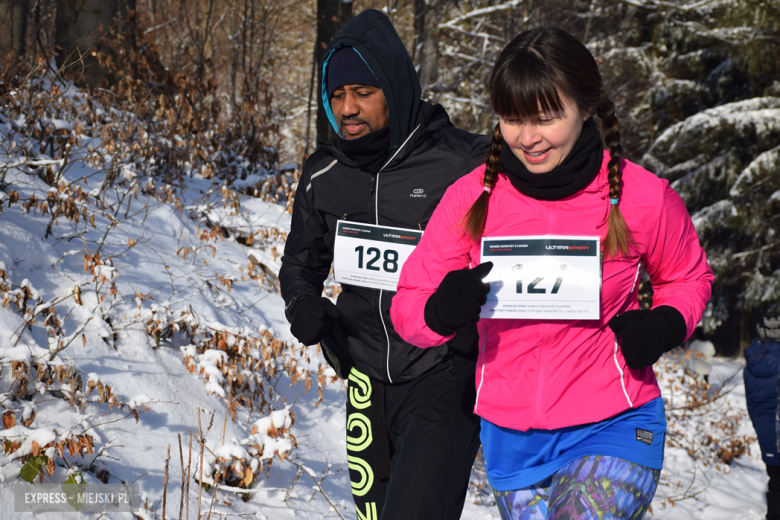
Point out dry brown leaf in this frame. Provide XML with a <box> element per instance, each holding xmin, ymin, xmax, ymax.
<box><xmin>23</xmin><ymin>410</ymin><xmax>35</xmax><ymax>428</ymax></box>
<box><xmin>2</xmin><ymin>410</ymin><xmax>15</xmax><ymax>429</ymax></box>
<box><xmin>31</xmin><ymin>440</ymin><xmax>42</xmax><ymax>457</ymax></box>
<box><xmin>240</xmin><ymin>467</ymin><xmax>253</xmax><ymax>488</ymax></box>
<box><xmin>65</xmin><ymin>439</ymin><xmax>75</xmax><ymax>458</ymax></box>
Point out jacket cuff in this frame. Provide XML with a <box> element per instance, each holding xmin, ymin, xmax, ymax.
<box><xmin>424</xmin><ymin>293</ymin><xmax>456</xmax><ymax>337</ymax></box>
<box><xmin>284</xmin><ymin>295</ymin><xmax>307</xmax><ymax>323</ymax></box>
<box><xmin>654</xmin><ymin>305</ymin><xmax>688</xmax><ymax>350</ymax></box>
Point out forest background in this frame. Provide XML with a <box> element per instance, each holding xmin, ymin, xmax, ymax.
<box><xmin>0</xmin><ymin>1</ymin><xmax>779</xmax><ymax>518</ymax></box>
<box><xmin>2</xmin><ymin>0</ymin><xmax>780</xmax><ymax>353</ymax></box>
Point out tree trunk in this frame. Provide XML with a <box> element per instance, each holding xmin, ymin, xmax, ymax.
<box><xmin>55</xmin><ymin>0</ymin><xmax>137</xmax><ymax>88</ymax></box>
<box><xmin>315</xmin><ymin>0</ymin><xmax>352</xmax><ymax>145</ymax></box>
<box><xmin>0</xmin><ymin>0</ymin><xmax>30</xmax><ymax>61</ymax></box>
<box><xmin>414</xmin><ymin>0</ymin><xmax>441</xmax><ymax>91</ymax></box>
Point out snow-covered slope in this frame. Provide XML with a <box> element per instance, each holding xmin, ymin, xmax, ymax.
<box><xmin>0</xmin><ymin>83</ymin><xmax>770</xmax><ymax>520</ymax></box>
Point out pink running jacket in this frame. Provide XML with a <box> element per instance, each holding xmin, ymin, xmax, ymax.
<box><xmin>391</xmin><ymin>153</ymin><xmax>713</xmax><ymax>431</ymax></box>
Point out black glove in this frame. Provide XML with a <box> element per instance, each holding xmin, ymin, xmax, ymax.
<box><xmin>287</xmin><ymin>296</ymin><xmax>339</xmax><ymax>346</ymax></box>
<box><xmin>447</xmin><ymin>324</ymin><xmax>480</xmax><ymax>359</ymax></box>
<box><xmin>608</xmin><ymin>306</ymin><xmax>687</xmax><ymax>369</ymax></box>
<box><xmin>424</xmin><ymin>262</ymin><xmax>493</xmax><ymax>336</ymax></box>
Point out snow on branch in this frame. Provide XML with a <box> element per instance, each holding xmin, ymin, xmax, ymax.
<box><xmin>615</xmin><ymin>0</ymin><xmax>731</xmax><ymax>12</ymax></box>
<box><xmin>730</xmin><ymin>144</ymin><xmax>780</xmax><ymax>197</ymax></box>
<box><xmin>647</xmin><ymin>97</ymin><xmax>780</xmax><ymax>159</ymax></box>
<box><xmin>669</xmin><ymin>19</ymin><xmax>768</xmax><ymax>45</ymax></box>
<box><xmin>439</xmin><ymin>0</ymin><xmax>524</xmax><ymax>29</ymax></box>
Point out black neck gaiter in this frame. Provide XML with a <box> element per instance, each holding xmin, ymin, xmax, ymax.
<box><xmin>335</xmin><ymin>125</ymin><xmax>391</xmax><ymax>174</ymax></box>
<box><xmin>498</xmin><ymin>118</ymin><xmax>604</xmax><ymax>201</ymax></box>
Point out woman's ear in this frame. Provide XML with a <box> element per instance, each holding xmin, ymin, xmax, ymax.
<box><xmin>582</xmin><ymin>107</ymin><xmax>593</xmax><ymax>121</ymax></box>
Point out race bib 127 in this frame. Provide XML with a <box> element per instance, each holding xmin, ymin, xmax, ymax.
<box><xmin>334</xmin><ymin>221</ymin><xmax>422</xmax><ymax>291</ymax></box>
<box><xmin>480</xmin><ymin>236</ymin><xmax>602</xmax><ymax>320</ymax></box>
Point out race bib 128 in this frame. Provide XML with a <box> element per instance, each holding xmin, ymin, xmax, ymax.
<box><xmin>334</xmin><ymin>221</ymin><xmax>422</xmax><ymax>291</ymax></box>
<box><xmin>480</xmin><ymin>236</ymin><xmax>602</xmax><ymax>320</ymax></box>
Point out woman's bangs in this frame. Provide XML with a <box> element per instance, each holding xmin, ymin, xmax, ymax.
<box><xmin>492</xmin><ymin>59</ymin><xmax>564</xmax><ymax>118</ymax></box>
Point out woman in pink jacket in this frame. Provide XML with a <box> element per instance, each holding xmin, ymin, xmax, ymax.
<box><xmin>391</xmin><ymin>27</ymin><xmax>713</xmax><ymax>520</ymax></box>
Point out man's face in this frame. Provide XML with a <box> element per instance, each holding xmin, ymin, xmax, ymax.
<box><xmin>330</xmin><ymin>84</ymin><xmax>389</xmax><ymax>139</ymax></box>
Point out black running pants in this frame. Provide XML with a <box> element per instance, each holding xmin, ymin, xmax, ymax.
<box><xmin>346</xmin><ymin>352</ymin><xmax>481</xmax><ymax>520</ymax></box>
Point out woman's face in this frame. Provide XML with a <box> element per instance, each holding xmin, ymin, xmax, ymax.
<box><xmin>499</xmin><ymin>94</ymin><xmax>590</xmax><ymax>174</ymax></box>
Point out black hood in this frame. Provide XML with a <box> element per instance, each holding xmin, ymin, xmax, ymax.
<box><xmin>321</xmin><ymin>9</ymin><xmax>422</xmax><ymax>152</ymax></box>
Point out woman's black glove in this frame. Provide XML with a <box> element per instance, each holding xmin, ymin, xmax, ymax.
<box><xmin>287</xmin><ymin>296</ymin><xmax>339</xmax><ymax>346</ymax></box>
<box><xmin>608</xmin><ymin>306</ymin><xmax>687</xmax><ymax>369</ymax></box>
<box><xmin>424</xmin><ymin>262</ymin><xmax>493</xmax><ymax>336</ymax></box>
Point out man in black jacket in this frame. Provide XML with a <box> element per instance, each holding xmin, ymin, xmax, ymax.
<box><xmin>279</xmin><ymin>9</ymin><xmax>488</xmax><ymax>520</ymax></box>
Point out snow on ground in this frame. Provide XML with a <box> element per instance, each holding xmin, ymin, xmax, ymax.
<box><xmin>0</xmin><ymin>88</ymin><xmax>771</xmax><ymax>520</ymax></box>
<box><xmin>649</xmin><ymin>358</ymin><xmax>768</xmax><ymax>520</ymax></box>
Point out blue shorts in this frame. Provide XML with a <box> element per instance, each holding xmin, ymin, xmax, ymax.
<box><xmin>481</xmin><ymin>397</ymin><xmax>666</xmax><ymax>491</ymax></box>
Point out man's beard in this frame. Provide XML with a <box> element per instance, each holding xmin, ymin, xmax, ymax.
<box><xmin>338</xmin><ymin>117</ymin><xmax>372</xmax><ymax>139</ymax></box>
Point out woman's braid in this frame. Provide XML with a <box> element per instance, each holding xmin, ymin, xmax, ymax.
<box><xmin>598</xmin><ymin>96</ymin><xmax>633</xmax><ymax>258</ymax></box>
<box><xmin>463</xmin><ymin>123</ymin><xmax>502</xmax><ymax>240</ymax></box>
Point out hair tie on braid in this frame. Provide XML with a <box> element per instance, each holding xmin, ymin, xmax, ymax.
<box><xmin>610</xmin><ymin>198</ymin><xmax>619</xmax><ymax>205</ymax></box>
<box><xmin>462</xmin><ymin>123</ymin><xmax>502</xmax><ymax>239</ymax></box>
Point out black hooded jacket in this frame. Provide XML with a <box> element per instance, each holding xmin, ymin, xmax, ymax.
<box><xmin>279</xmin><ymin>9</ymin><xmax>489</xmax><ymax>384</ymax></box>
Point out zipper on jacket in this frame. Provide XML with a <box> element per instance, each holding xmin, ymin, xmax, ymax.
<box><xmin>534</xmin><ymin>202</ymin><xmax>556</xmax><ymax>426</ymax></box>
<box><xmin>373</xmin><ymin>125</ymin><xmax>421</xmax><ymax>384</ymax></box>
<box><xmin>535</xmin><ymin>321</ymin><xmax>551</xmax><ymax>426</ymax></box>
<box><xmin>613</xmin><ymin>263</ymin><xmax>642</xmax><ymax>408</ymax></box>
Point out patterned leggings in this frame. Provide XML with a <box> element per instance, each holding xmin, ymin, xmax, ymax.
<box><xmin>493</xmin><ymin>455</ymin><xmax>660</xmax><ymax>520</ymax></box>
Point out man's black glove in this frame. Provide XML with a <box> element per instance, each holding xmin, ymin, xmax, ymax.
<box><xmin>287</xmin><ymin>296</ymin><xmax>339</xmax><ymax>346</ymax></box>
<box><xmin>424</xmin><ymin>262</ymin><xmax>493</xmax><ymax>336</ymax></box>
<box><xmin>608</xmin><ymin>306</ymin><xmax>687</xmax><ymax>369</ymax></box>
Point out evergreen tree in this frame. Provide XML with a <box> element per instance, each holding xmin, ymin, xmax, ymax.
<box><xmin>419</xmin><ymin>0</ymin><xmax>780</xmax><ymax>352</ymax></box>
